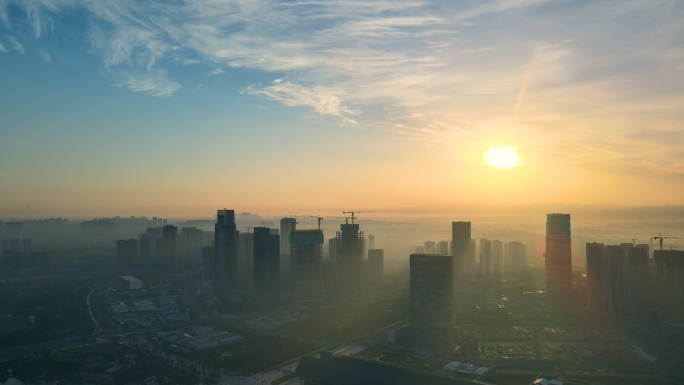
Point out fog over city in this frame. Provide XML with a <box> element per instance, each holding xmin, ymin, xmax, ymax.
<box><xmin>1</xmin><ymin>0</ymin><xmax>683</xmax><ymax>385</ymax></box>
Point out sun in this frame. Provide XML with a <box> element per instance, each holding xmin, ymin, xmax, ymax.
<box><xmin>483</xmin><ymin>144</ymin><xmax>523</xmax><ymax>169</ymax></box>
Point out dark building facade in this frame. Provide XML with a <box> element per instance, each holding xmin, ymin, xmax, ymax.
<box><xmin>214</xmin><ymin>209</ymin><xmax>239</xmax><ymax>297</ymax></box>
<box><xmin>254</xmin><ymin>227</ymin><xmax>280</xmax><ymax>307</ymax></box>
<box><xmin>544</xmin><ymin>213</ymin><xmax>572</xmax><ymax>293</ymax></box>
<box><xmin>410</xmin><ymin>254</ymin><xmax>454</xmax><ymax>351</ymax></box>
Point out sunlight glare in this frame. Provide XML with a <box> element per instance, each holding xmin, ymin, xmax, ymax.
<box><xmin>483</xmin><ymin>144</ymin><xmax>523</xmax><ymax>169</ymax></box>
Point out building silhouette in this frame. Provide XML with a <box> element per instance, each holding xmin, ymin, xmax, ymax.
<box><xmin>545</xmin><ymin>213</ymin><xmax>572</xmax><ymax>293</ymax></box>
<box><xmin>214</xmin><ymin>209</ymin><xmax>239</xmax><ymax>297</ymax></box>
<box><xmin>254</xmin><ymin>227</ymin><xmax>280</xmax><ymax>307</ymax></box>
<box><xmin>410</xmin><ymin>254</ymin><xmax>454</xmax><ymax>351</ymax></box>
<box><xmin>290</xmin><ymin>229</ymin><xmax>324</xmax><ymax>302</ymax></box>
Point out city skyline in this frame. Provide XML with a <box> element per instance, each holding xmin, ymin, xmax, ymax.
<box><xmin>1</xmin><ymin>1</ymin><xmax>683</xmax><ymax>215</ymax></box>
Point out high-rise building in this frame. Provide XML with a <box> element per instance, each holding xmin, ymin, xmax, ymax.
<box><xmin>452</xmin><ymin>222</ymin><xmax>471</xmax><ymax>278</ymax></box>
<box><xmin>280</xmin><ymin>218</ymin><xmax>297</xmax><ymax>255</ymax></box>
<box><xmin>410</xmin><ymin>254</ymin><xmax>453</xmax><ymax>351</ymax></box>
<box><xmin>179</xmin><ymin>227</ymin><xmax>203</xmax><ymax>262</ymax></box>
<box><xmin>468</xmin><ymin>239</ymin><xmax>476</xmax><ymax>277</ymax></box>
<box><xmin>161</xmin><ymin>225</ymin><xmax>178</xmax><ymax>270</ymax></box>
<box><xmin>627</xmin><ymin>246</ymin><xmax>648</xmax><ymax>320</ymax></box>
<box><xmin>215</xmin><ymin>209</ymin><xmax>239</xmax><ymax>297</ymax></box>
<box><xmin>492</xmin><ymin>240</ymin><xmax>503</xmax><ymax>278</ymax></box>
<box><xmin>254</xmin><ymin>227</ymin><xmax>280</xmax><ymax>307</ymax></box>
<box><xmin>654</xmin><ymin>250</ymin><xmax>684</xmax><ymax>324</ymax></box>
<box><xmin>238</xmin><ymin>232</ymin><xmax>255</xmax><ymax>291</ymax></box>
<box><xmin>290</xmin><ymin>229</ymin><xmax>324</xmax><ymax>302</ymax></box>
<box><xmin>479</xmin><ymin>239</ymin><xmax>492</xmax><ymax>278</ymax></box>
<box><xmin>424</xmin><ymin>241</ymin><xmax>436</xmax><ymax>254</ymax></box>
<box><xmin>545</xmin><ymin>213</ymin><xmax>572</xmax><ymax>293</ymax></box>
<box><xmin>335</xmin><ymin>223</ymin><xmax>365</xmax><ymax>291</ymax></box>
<box><xmin>586</xmin><ymin>242</ymin><xmax>608</xmax><ymax>312</ymax></box>
<box><xmin>436</xmin><ymin>241</ymin><xmax>449</xmax><ymax>255</ymax></box>
<box><xmin>367</xmin><ymin>234</ymin><xmax>375</xmax><ymax>250</ymax></box>
<box><xmin>606</xmin><ymin>245</ymin><xmax>628</xmax><ymax>317</ymax></box>
<box><xmin>367</xmin><ymin>249</ymin><xmax>384</xmax><ymax>285</ymax></box>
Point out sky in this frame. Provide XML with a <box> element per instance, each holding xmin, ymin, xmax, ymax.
<box><xmin>1</xmin><ymin>0</ymin><xmax>683</xmax><ymax>217</ymax></box>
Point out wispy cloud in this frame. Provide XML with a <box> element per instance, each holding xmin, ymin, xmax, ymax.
<box><xmin>0</xmin><ymin>41</ymin><xmax>6</xmax><ymax>53</ymax></box>
<box><xmin>115</xmin><ymin>69</ymin><xmax>180</xmax><ymax>97</ymax></box>
<box><xmin>244</xmin><ymin>79</ymin><xmax>360</xmax><ymax>122</ymax></box>
<box><xmin>6</xmin><ymin>34</ymin><xmax>24</xmax><ymax>54</ymax></box>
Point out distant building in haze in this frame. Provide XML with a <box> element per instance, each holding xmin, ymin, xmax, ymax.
<box><xmin>436</xmin><ymin>241</ymin><xmax>449</xmax><ymax>255</ymax></box>
<box><xmin>545</xmin><ymin>213</ymin><xmax>572</xmax><ymax>293</ymax></box>
<box><xmin>410</xmin><ymin>254</ymin><xmax>454</xmax><ymax>351</ymax></box>
<box><xmin>254</xmin><ymin>227</ymin><xmax>280</xmax><ymax>307</ymax></box>
<box><xmin>290</xmin><ymin>229</ymin><xmax>324</xmax><ymax>302</ymax></box>
<box><xmin>214</xmin><ymin>209</ymin><xmax>239</xmax><ymax>297</ymax></box>
<box><xmin>367</xmin><ymin>249</ymin><xmax>384</xmax><ymax>285</ymax></box>
<box><xmin>328</xmin><ymin>238</ymin><xmax>338</xmax><ymax>262</ymax></box>
<box><xmin>280</xmin><ymin>218</ymin><xmax>297</xmax><ymax>255</ymax></box>
<box><xmin>505</xmin><ymin>241</ymin><xmax>527</xmax><ymax>275</ymax></box>
<box><xmin>479</xmin><ymin>239</ymin><xmax>492</xmax><ymax>278</ymax></box>
<box><xmin>367</xmin><ymin>234</ymin><xmax>375</xmax><ymax>250</ymax></box>
<box><xmin>424</xmin><ymin>241</ymin><xmax>436</xmax><ymax>254</ymax></box>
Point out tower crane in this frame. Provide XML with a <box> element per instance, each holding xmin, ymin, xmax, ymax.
<box><xmin>631</xmin><ymin>236</ymin><xmax>638</xmax><ymax>247</ymax></box>
<box><xmin>243</xmin><ymin>226</ymin><xmax>253</xmax><ymax>233</ymax></box>
<box><xmin>309</xmin><ymin>216</ymin><xmax>324</xmax><ymax>230</ymax></box>
<box><xmin>341</xmin><ymin>210</ymin><xmax>375</xmax><ymax>224</ymax></box>
<box><xmin>651</xmin><ymin>233</ymin><xmax>681</xmax><ymax>251</ymax></box>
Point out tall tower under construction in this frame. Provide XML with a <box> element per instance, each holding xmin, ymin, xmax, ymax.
<box><xmin>335</xmin><ymin>223</ymin><xmax>365</xmax><ymax>292</ymax></box>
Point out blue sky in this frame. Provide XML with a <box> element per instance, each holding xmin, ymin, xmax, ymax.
<box><xmin>1</xmin><ymin>0</ymin><xmax>683</xmax><ymax>216</ymax></box>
